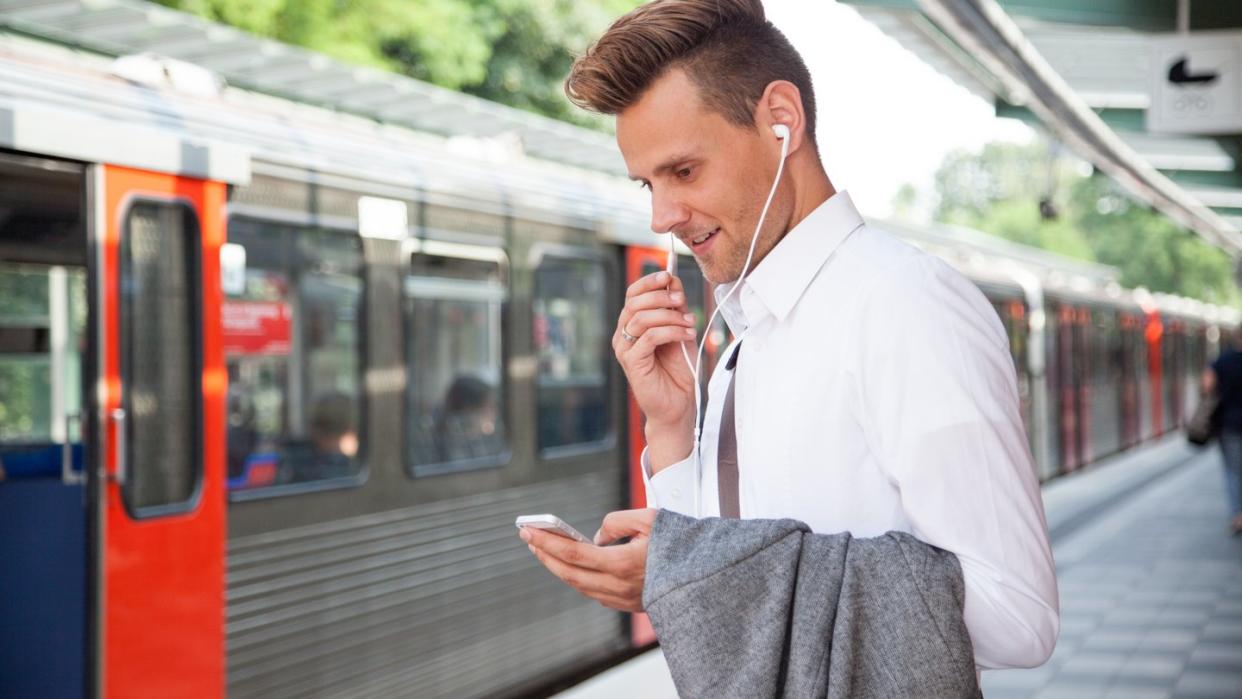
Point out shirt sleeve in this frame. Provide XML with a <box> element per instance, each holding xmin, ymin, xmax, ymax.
<box><xmin>641</xmin><ymin>446</ymin><xmax>697</xmax><ymax>515</ymax></box>
<box><xmin>857</xmin><ymin>255</ymin><xmax>1060</xmax><ymax>670</ymax></box>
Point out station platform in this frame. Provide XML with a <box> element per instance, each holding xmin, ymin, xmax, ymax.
<box><xmin>554</xmin><ymin>436</ymin><xmax>1242</xmax><ymax>699</ymax></box>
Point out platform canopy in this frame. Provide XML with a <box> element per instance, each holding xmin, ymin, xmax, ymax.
<box><xmin>843</xmin><ymin>0</ymin><xmax>1242</xmax><ymax>256</ymax></box>
<box><xmin>0</xmin><ymin>0</ymin><xmax>626</xmax><ymax>176</ymax></box>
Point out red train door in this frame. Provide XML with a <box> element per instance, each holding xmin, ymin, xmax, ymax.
<box><xmin>622</xmin><ymin>245</ymin><xmax>719</xmax><ymax>646</ymax></box>
<box><xmin>1146</xmin><ymin>311</ymin><xmax>1165</xmax><ymax>435</ymax></box>
<box><xmin>97</xmin><ymin>165</ymin><xmax>226</xmax><ymax>697</ymax></box>
<box><xmin>624</xmin><ymin>245</ymin><xmax>668</xmax><ymax>647</ymax></box>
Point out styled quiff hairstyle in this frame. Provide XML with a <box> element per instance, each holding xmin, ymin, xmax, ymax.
<box><xmin>566</xmin><ymin>0</ymin><xmax>816</xmax><ymax>146</ymax></box>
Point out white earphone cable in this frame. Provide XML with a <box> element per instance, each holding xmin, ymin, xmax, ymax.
<box><xmin>668</xmin><ymin>126</ymin><xmax>791</xmax><ymax>517</ymax></box>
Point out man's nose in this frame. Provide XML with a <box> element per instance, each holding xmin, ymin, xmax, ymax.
<box><xmin>650</xmin><ymin>189</ymin><xmax>691</xmax><ymax>235</ymax></box>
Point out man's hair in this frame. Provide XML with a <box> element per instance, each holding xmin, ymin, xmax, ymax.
<box><xmin>565</xmin><ymin>0</ymin><xmax>816</xmax><ymax>145</ymax></box>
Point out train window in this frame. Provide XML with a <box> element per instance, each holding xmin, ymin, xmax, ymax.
<box><xmin>404</xmin><ymin>244</ymin><xmax>509</xmax><ymax>476</ymax></box>
<box><xmin>120</xmin><ymin>201</ymin><xmax>202</xmax><ymax>514</ymax></box>
<box><xmin>224</xmin><ymin>218</ymin><xmax>365</xmax><ymax>498</ymax></box>
<box><xmin>533</xmin><ymin>255</ymin><xmax>610</xmax><ymax>452</ymax></box>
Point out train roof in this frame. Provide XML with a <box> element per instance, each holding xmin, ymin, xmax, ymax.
<box><xmin>0</xmin><ymin>28</ymin><xmax>663</xmax><ymax>247</ymax></box>
<box><xmin>0</xmin><ymin>4</ymin><xmax>1235</xmax><ymax>326</ymax></box>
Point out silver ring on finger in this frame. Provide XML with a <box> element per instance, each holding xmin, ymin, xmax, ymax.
<box><xmin>621</xmin><ymin>326</ymin><xmax>640</xmax><ymax>343</ymax></box>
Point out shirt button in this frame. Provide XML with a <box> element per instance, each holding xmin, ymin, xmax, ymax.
<box><xmin>672</xmin><ymin>488</ymin><xmax>681</xmax><ymax>499</ymax></box>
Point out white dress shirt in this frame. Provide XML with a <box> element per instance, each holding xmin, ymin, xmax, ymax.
<box><xmin>642</xmin><ymin>191</ymin><xmax>1059</xmax><ymax>670</ymax></box>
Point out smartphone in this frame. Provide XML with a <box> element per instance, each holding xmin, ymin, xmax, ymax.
<box><xmin>515</xmin><ymin>514</ymin><xmax>592</xmax><ymax>544</ymax></box>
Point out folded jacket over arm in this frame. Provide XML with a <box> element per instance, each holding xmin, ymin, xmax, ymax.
<box><xmin>643</xmin><ymin>511</ymin><xmax>982</xmax><ymax>698</ymax></box>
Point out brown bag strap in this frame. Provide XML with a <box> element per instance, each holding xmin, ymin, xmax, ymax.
<box><xmin>717</xmin><ymin>342</ymin><xmax>742</xmax><ymax>518</ymax></box>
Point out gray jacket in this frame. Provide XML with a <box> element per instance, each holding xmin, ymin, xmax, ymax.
<box><xmin>643</xmin><ymin>511</ymin><xmax>981</xmax><ymax>698</ymax></box>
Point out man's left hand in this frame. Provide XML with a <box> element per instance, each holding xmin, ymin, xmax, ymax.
<box><xmin>520</xmin><ymin>508</ymin><xmax>657</xmax><ymax>612</ymax></box>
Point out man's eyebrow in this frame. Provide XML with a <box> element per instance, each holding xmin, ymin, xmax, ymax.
<box><xmin>628</xmin><ymin>152</ymin><xmax>699</xmax><ymax>181</ymax></box>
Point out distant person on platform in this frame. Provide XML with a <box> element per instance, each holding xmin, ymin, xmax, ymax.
<box><xmin>518</xmin><ymin>0</ymin><xmax>1059</xmax><ymax>679</ymax></box>
<box><xmin>1203</xmin><ymin>328</ymin><xmax>1242</xmax><ymax>535</ymax></box>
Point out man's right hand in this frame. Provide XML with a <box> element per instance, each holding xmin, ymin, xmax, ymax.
<box><xmin>613</xmin><ymin>271</ymin><xmax>697</xmax><ymax>472</ymax></box>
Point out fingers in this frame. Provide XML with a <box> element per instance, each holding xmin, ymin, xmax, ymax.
<box><xmin>625</xmin><ymin>288</ymin><xmax>688</xmax><ymax>317</ymax></box>
<box><xmin>625</xmin><ymin>308</ymin><xmax>696</xmax><ymax>340</ymax></box>
<box><xmin>616</xmin><ymin>273</ymin><xmax>690</xmax><ymax>344</ymax></box>
<box><xmin>527</xmin><ymin>543</ymin><xmax>642</xmax><ymax>603</ymax></box>
<box><xmin>629</xmin><ymin>326</ymin><xmax>696</xmax><ymax>361</ymax></box>
<box><xmin>618</xmin><ymin>288</ymin><xmax>689</xmax><ymax>340</ymax></box>
<box><xmin>625</xmin><ymin>270</ymin><xmax>683</xmax><ymax>300</ymax></box>
<box><xmin>594</xmin><ymin>508</ymin><xmax>658</xmax><ymax>545</ymax></box>
<box><xmin>521</xmin><ymin>527</ymin><xmax>607</xmax><ymax>572</ymax></box>
<box><xmin>522</xmin><ymin>532</ymin><xmax>648</xmax><ymax>611</ymax></box>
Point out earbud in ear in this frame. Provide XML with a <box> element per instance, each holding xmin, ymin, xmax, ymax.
<box><xmin>772</xmin><ymin>124</ymin><xmax>790</xmax><ymax>140</ymax></box>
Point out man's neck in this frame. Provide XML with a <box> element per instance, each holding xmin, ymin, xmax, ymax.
<box><xmin>785</xmin><ymin>159</ymin><xmax>836</xmax><ymax>236</ymax></box>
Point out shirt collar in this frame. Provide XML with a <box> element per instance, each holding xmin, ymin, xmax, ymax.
<box><xmin>714</xmin><ymin>190</ymin><xmax>864</xmax><ymax>333</ymax></box>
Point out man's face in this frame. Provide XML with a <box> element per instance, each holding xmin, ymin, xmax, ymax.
<box><xmin>617</xmin><ymin>69</ymin><xmax>791</xmax><ymax>284</ymax></box>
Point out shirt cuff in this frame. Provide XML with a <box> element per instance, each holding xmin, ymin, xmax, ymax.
<box><xmin>640</xmin><ymin>445</ymin><xmax>697</xmax><ymax>515</ymax></box>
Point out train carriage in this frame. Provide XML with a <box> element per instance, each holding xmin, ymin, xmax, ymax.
<box><xmin>1</xmin><ymin>13</ymin><xmax>1238</xmax><ymax>699</ymax></box>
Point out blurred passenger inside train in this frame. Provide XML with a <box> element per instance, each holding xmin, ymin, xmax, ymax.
<box><xmin>292</xmin><ymin>391</ymin><xmax>358</xmax><ymax>482</ymax></box>
<box><xmin>226</xmin><ymin>385</ymin><xmax>259</xmax><ymax>481</ymax></box>
<box><xmin>1203</xmin><ymin>328</ymin><xmax>1242</xmax><ymax>534</ymax></box>
<box><xmin>437</xmin><ymin>375</ymin><xmax>503</xmax><ymax>463</ymax></box>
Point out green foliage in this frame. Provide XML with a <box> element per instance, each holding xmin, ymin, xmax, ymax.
<box><xmin>0</xmin><ymin>268</ymin><xmax>50</xmax><ymax>321</ymax></box>
<box><xmin>151</xmin><ymin>0</ymin><xmax>641</xmax><ymax>129</ymax></box>
<box><xmin>934</xmin><ymin>141</ymin><xmax>1079</xmax><ymax>224</ymax></box>
<box><xmin>927</xmin><ymin>139</ymin><xmax>1240</xmax><ymax>306</ymax></box>
<box><xmin>1069</xmin><ymin>175</ymin><xmax>1239</xmax><ymax>305</ymax></box>
<box><xmin>967</xmin><ymin>198</ymin><xmax>1096</xmax><ymax>262</ymax></box>
<box><xmin>0</xmin><ymin>269</ymin><xmax>52</xmax><ymax>441</ymax></box>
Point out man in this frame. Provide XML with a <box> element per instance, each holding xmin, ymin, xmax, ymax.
<box><xmin>519</xmin><ymin>0</ymin><xmax>1059</xmax><ymax>670</ymax></box>
<box><xmin>1203</xmin><ymin>329</ymin><xmax>1242</xmax><ymax>535</ymax></box>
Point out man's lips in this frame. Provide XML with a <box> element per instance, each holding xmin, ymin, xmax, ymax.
<box><xmin>685</xmin><ymin>228</ymin><xmax>720</xmax><ymax>249</ymax></box>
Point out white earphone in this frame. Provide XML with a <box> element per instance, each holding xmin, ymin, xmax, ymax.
<box><xmin>666</xmin><ymin>122</ymin><xmax>791</xmax><ymax>516</ymax></box>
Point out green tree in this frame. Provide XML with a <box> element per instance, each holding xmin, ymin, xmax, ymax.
<box><xmin>933</xmin><ymin>140</ymin><xmax>1074</xmax><ymax>224</ymax></box>
<box><xmin>970</xmin><ymin>198</ymin><xmax>1095</xmax><ymax>261</ymax></box>
<box><xmin>152</xmin><ymin>0</ymin><xmax>640</xmax><ymax>129</ymax></box>
<box><xmin>891</xmin><ymin>182</ymin><xmax>918</xmax><ymax>219</ymax></box>
<box><xmin>931</xmin><ymin>140</ymin><xmax>1095</xmax><ymax>261</ymax></box>
<box><xmin>1069</xmin><ymin>174</ymin><xmax>1239</xmax><ymax>305</ymax></box>
<box><xmin>922</xmin><ymin>137</ymin><xmax>1240</xmax><ymax>306</ymax></box>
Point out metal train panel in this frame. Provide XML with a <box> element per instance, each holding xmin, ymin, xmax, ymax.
<box><xmin>225</xmin><ymin>471</ymin><xmax>626</xmax><ymax>698</ymax></box>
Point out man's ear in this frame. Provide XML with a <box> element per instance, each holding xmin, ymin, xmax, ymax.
<box><xmin>759</xmin><ymin>80</ymin><xmax>807</xmax><ymax>155</ymax></box>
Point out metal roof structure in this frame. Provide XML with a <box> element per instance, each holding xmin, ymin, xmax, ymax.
<box><xmin>844</xmin><ymin>0</ymin><xmax>1242</xmax><ymax>257</ymax></box>
<box><xmin>0</xmin><ymin>0</ymin><xmax>627</xmax><ymax>176</ymax></box>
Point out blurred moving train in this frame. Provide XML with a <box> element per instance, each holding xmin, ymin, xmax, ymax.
<box><xmin>0</xmin><ymin>4</ymin><xmax>1238</xmax><ymax>698</ymax></box>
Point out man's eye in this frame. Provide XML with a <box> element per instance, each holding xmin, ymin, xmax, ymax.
<box><xmin>676</xmin><ymin>167</ymin><xmax>692</xmax><ymax>180</ymax></box>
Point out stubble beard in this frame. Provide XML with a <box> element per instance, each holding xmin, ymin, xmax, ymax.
<box><xmin>702</xmin><ymin>209</ymin><xmax>786</xmax><ymax>285</ymax></box>
<box><xmin>695</xmin><ymin>176</ymin><xmax>793</xmax><ymax>285</ymax></box>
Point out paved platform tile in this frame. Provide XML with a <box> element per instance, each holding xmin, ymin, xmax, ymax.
<box><xmin>1173</xmin><ymin>669</ymin><xmax>1242</xmax><ymax>697</ymax></box>
<box><xmin>1137</xmin><ymin>629</ymin><xmax>1201</xmax><ymax>652</ymax></box>
<box><xmin>1115</xmin><ymin>654</ymin><xmax>1185</xmax><ymax>680</ymax></box>
<box><xmin>981</xmin><ymin>665</ymin><xmax>1057</xmax><ymax>691</ymax></box>
<box><xmin>1201</xmin><ymin>621</ymin><xmax>1242</xmax><ymax>642</ymax></box>
<box><xmin>1187</xmin><ymin>641</ymin><xmax>1242</xmax><ymax>668</ymax></box>
<box><xmin>1081</xmin><ymin>629</ymin><xmax>1146</xmax><ymax>651</ymax></box>
<box><xmin>1103</xmin><ymin>686</ymin><xmax>1172</xmax><ymax>699</ymax></box>
<box><xmin>1034</xmin><ymin>677</ymin><xmax>1110</xmax><ymax>699</ymax></box>
<box><xmin>1153</xmin><ymin>608</ymin><xmax>1213</xmax><ymax>629</ymax></box>
<box><xmin>1058</xmin><ymin>651</ymin><xmax>1128</xmax><ymax>679</ymax></box>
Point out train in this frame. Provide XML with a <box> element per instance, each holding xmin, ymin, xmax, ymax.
<box><xmin>0</xmin><ymin>4</ymin><xmax>1237</xmax><ymax>698</ymax></box>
